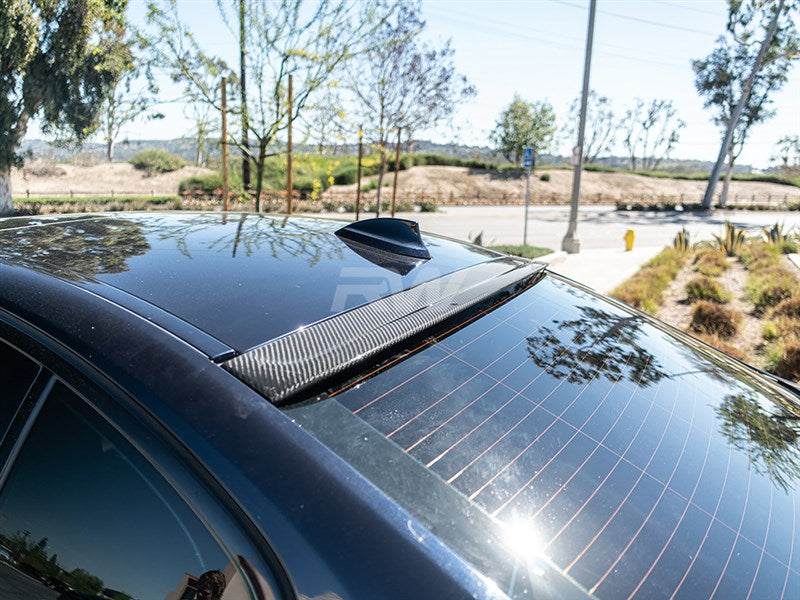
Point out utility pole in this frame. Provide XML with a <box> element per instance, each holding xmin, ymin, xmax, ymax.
<box><xmin>523</xmin><ymin>147</ymin><xmax>533</xmax><ymax>246</ymax></box>
<box><xmin>391</xmin><ymin>127</ymin><xmax>402</xmax><ymax>217</ymax></box>
<box><xmin>221</xmin><ymin>76</ymin><xmax>229</xmax><ymax>212</ymax></box>
<box><xmin>287</xmin><ymin>74</ymin><xmax>293</xmax><ymax>215</ymax></box>
<box><xmin>355</xmin><ymin>125</ymin><xmax>363</xmax><ymax>220</ymax></box>
<box><xmin>562</xmin><ymin>0</ymin><xmax>596</xmax><ymax>254</ymax></box>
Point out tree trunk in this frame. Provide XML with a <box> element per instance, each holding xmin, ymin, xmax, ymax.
<box><xmin>702</xmin><ymin>0</ymin><xmax>786</xmax><ymax>208</ymax></box>
<box><xmin>239</xmin><ymin>0</ymin><xmax>250</xmax><ymax>189</ymax></box>
<box><xmin>375</xmin><ymin>145</ymin><xmax>387</xmax><ymax>217</ymax></box>
<box><xmin>720</xmin><ymin>152</ymin><xmax>735</xmax><ymax>208</ymax></box>
<box><xmin>254</xmin><ymin>141</ymin><xmax>266</xmax><ymax>213</ymax></box>
<box><xmin>106</xmin><ymin>138</ymin><xmax>115</xmax><ymax>162</ymax></box>
<box><xmin>0</xmin><ymin>168</ymin><xmax>13</xmax><ymax>216</ymax></box>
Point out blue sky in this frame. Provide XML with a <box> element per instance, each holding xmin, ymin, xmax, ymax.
<box><xmin>33</xmin><ymin>0</ymin><xmax>800</xmax><ymax>169</ymax></box>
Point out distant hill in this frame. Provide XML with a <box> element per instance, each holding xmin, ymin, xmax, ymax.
<box><xmin>20</xmin><ymin>137</ymin><xmax>757</xmax><ymax>175</ymax></box>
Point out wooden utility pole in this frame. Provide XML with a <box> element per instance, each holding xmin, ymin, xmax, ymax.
<box><xmin>239</xmin><ymin>0</ymin><xmax>250</xmax><ymax>189</ymax></box>
<box><xmin>287</xmin><ymin>74</ymin><xmax>293</xmax><ymax>215</ymax></box>
<box><xmin>221</xmin><ymin>77</ymin><xmax>229</xmax><ymax>212</ymax></box>
<box><xmin>391</xmin><ymin>127</ymin><xmax>402</xmax><ymax>217</ymax></box>
<box><xmin>355</xmin><ymin>125</ymin><xmax>363</xmax><ymax>221</ymax></box>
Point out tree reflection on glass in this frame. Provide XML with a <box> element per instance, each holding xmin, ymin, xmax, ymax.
<box><xmin>717</xmin><ymin>392</ymin><xmax>800</xmax><ymax>492</ymax></box>
<box><xmin>0</xmin><ymin>218</ymin><xmax>150</xmax><ymax>281</ymax></box>
<box><xmin>525</xmin><ymin>305</ymin><xmax>666</xmax><ymax>386</ymax></box>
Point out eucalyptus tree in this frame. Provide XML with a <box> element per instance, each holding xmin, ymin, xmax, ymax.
<box><xmin>619</xmin><ymin>99</ymin><xmax>685</xmax><ymax>171</ymax></box>
<box><xmin>0</xmin><ymin>0</ymin><xmax>129</xmax><ymax>214</ymax></box>
<box><xmin>693</xmin><ymin>36</ymin><xmax>791</xmax><ymax>205</ymax></box>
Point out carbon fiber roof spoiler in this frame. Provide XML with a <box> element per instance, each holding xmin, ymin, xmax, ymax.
<box><xmin>222</xmin><ymin>257</ymin><xmax>546</xmax><ymax>404</ymax></box>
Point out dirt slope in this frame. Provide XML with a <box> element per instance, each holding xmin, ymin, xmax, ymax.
<box><xmin>11</xmin><ymin>163</ymin><xmax>214</xmax><ymax>197</ymax></box>
<box><xmin>327</xmin><ymin>166</ymin><xmax>799</xmax><ymax>204</ymax></box>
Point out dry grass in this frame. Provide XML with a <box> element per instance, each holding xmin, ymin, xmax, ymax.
<box><xmin>745</xmin><ymin>265</ymin><xmax>800</xmax><ymax>312</ymax></box>
<box><xmin>610</xmin><ymin>247</ymin><xmax>687</xmax><ymax>313</ymax></box>
<box><xmin>765</xmin><ymin>342</ymin><xmax>800</xmax><ymax>381</ymax></box>
<box><xmin>693</xmin><ymin>248</ymin><xmax>729</xmax><ymax>277</ymax></box>
<box><xmin>693</xmin><ymin>333</ymin><xmax>748</xmax><ymax>361</ymax></box>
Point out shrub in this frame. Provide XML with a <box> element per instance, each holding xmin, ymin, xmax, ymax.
<box><xmin>690</xmin><ymin>301</ymin><xmax>741</xmax><ymax>338</ymax></box>
<box><xmin>765</xmin><ymin>341</ymin><xmax>800</xmax><ymax>381</ymax></box>
<box><xmin>738</xmin><ymin>241</ymin><xmax>780</xmax><ymax>271</ymax></box>
<box><xmin>178</xmin><ymin>173</ymin><xmax>223</xmax><ymax>194</ymax></box>
<box><xmin>539</xmin><ymin>173</ymin><xmax>551</xmax><ymax>182</ymax></box>
<box><xmin>746</xmin><ymin>266</ymin><xmax>799</xmax><ymax>312</ymax></box>
<box><xmin>693</xmin><ymin>248</ymin><xmax>728</xmax><ymax>277</ymax></box>
<box><xmin>673</xmin><ymin>228</ymin><xmax>690</xmax><ymax>253</ymax></box>
<box><xmin>23</xmin><ymin>159</ymin><xmax>66</xmax><ymax>177</ymax></box>
<box><xmin>685</xmin><ymin>276</ymin><xmax>730</xmax><ymax>304</ymax></box>
<box><xmin>417</xmin><ymin>200</ymin><xmax>438</xmax><ymax>212</ymax></box>
<box><xmin>772</xmin><ymin>296</ymin><xmax>800</xmax><ymax>319</ymax></box>
<box><xmin>129</xmin><ymin>149</ymin><xmax>186</xmax><ymax>175</ymax></box>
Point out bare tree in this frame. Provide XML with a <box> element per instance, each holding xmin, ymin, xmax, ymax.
<box><xmin>99</xmin><ymin>36</ymin><xmax>162</xmax><ymax>162</ymax></box>
<box><xmin>620</xmin><ymin>99</ymin><xmax>685</xmax><ymax>171</ymax></box>
<box><xmin>565</xmin><ymin>90</ymin><xmax>616</xmax><ymax>164</ymax></box>
<box><xmin>772</xmin><ymin>135</ymin><xmax>800</xmax><ymax>170</ymax></box>
<box><xmin>702</xmin><ymin>0</ymin><xmax>798</xmax><ymax>208</ymax></box>
<box><xmin>148</xmin><ymin>0</ymin><xmax>376</xmax><ymax>209</ymax></box>
<box><xmin>693</xmin><ymin>36</ymin><xmax>790</xmax><ymax>205</ymax></box>
<box><xmin>349</xmin><ymin>0</ymin><xmax>475</xmax><ymax>213</ymax></box>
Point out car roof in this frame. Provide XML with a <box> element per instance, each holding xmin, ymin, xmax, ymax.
<box><xmin>0</xmin><ymin>212</ymin><xmax>500</xmax><ymax>354</ymax></box>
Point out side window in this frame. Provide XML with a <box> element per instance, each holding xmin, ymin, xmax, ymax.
<box><xmin>0</xmin><ymin>340</ymin><xmax>40</xmax><ymax>442</ymax></box>
<box><xmin>0</xmin><ymin>381</ymin><xmax>253</xmax><ymax>600</ymax></box>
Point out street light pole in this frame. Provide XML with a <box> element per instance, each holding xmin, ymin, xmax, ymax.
<box><xmin>562</xmin><ymin>0</ymin><xmax>596</xmax><ymax>254</ymax></box>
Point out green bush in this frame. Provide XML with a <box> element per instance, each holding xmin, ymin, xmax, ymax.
<box><xmin>417</xmin><ymin>200</ymin><xmax>438</xmax><ymax>212</ymax></box>
<box><xmin>685</xmin><ymin>276</ymin><xmax>731</xmax><ymax>304</ymax></box>
<box><xmin>178</xmin><ymin>173</ymin><xmax>223</xmax><ymax>194</ymax></box>
<box><xmin>690</xmin><ymin>301</ymin><xmax>741</xmax><ymax>338</ymax></box>
<box><xmin>539</xmin><ymin>173</ymin><xmax>551</xmax><ymax>182</ymax></box>
<box><xmin>765</xmin><ymin>341</ymin><xmax>800</xmax><ymax>381</ymax></box>
<box><xmin>129</xmin><ymin>149</ymin><xmax>186</xmax><ymax>175</ymax></box>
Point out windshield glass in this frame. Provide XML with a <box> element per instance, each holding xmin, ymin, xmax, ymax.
<box><xmin>286</xmin><ymin>273</ymin><xmax>800</xmax><ymax>599</ymax></box>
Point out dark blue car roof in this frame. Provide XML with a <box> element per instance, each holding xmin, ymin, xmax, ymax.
<box><xmin>0</xmin><ymin>212</ymin><xmax>499</xmax><ymax>353</ymax></box>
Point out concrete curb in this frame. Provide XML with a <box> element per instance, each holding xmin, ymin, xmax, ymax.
<box><xmin>788</xmin><ymin>253</ymin><xmax>800</xmax><ymax>272</ymax></box>
<box><xmin>534</xmin><ymin>250</ymin><xmax>567</xmax><ymax>265</ymax></box>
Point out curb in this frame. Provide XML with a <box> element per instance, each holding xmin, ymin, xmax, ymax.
<box><xmin>534</xmin><ymin>250</ymin><xmax>567</xmax><ymax>265</ymax></box>
<box><xmin>788</xmin><ymin>253</ymin><xmax>800</xmax><ymax>272</ymax></box>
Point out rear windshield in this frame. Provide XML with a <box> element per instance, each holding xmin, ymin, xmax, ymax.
<box><xmin>286</xmin><ymin>274</ymin><xmax>800</xmax><ymax>599</ymax></box>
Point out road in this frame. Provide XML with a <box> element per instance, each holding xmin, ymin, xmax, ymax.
<box><xmin>0</xmin><ymin>562</ymin><xmax>59</xmax><ymax>600</ymax></box>
<box><xmin>403</xmin><ymin>205</ymin><xmax>800</xmax><ymax>250</ymax></box>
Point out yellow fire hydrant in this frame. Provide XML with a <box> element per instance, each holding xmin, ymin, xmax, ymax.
<box><xmin>624</xmin><ymin>229</ymin><xmax>635</xmax><ymax>252</ymax></box>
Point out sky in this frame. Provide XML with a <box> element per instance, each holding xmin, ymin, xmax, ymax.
<box><xmin>30</xmin><ymin>0</ymin><xmax>800</xmax><ymax>169</ymax></box>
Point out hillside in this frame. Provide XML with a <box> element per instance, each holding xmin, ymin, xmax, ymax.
<box><xmin>10</xmin><ymin>162</ymin><xmax>799</xmax><ymax>206</ymax></box>
<box><xmin>325</xmin><ymin>166</ymin><xmax>800</xmax><ymax>205</ymax></box>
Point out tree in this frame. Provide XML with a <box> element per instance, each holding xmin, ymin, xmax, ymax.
<box><xmin>701</xmin><ymin>0</ymin><xmax>799</xmax><ymax>208</ymax></box>
<box><xmin>565</xmin><ymin>90</ymin><xmax>616</xmax><ymax>164</ymax></box>
<box><xmin>490</xmin><ymin>95</ymin><xmax>556</xmax><ymax>167</ymax></box>
<box><xmin>0</xmin><ymin>0</ymin><xmax>130</xmax><ymax>215</ymax></box>
<box><xmin>99</xmin><ymin>35</ymin><xmax>162</xmax><ymax>162</ymax></box>
<box><xmin>620</xmin><ymin>98</ymin><xmax>685</xmax><ymax>171</ymax></box>
<box><xmin>349</xmin><ymin>0</ymin><xmax>475</xmax><ymax>212</ymax></box>
<box><xmin>149</xmin><ymin>0</ymin><xmax>374</xmax><ymax>209</ymax></box>
<box><xmin>771</xmin><ymin>135</ymin><xmax>800</xmax><ymax>170</ymax></box>
<box><xmin>693</xmin><ymin>35</ymin><xmax>791</xmax><ymax>205</ymax></box>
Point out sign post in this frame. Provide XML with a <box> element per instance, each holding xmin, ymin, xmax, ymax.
<box><xmin>523</xmin><ymin>147</ymin><xmax>533</xmax><ymax>246</ymax></box>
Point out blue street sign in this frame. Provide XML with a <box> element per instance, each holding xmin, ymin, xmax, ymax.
<box><xmin>523</xmin><ymin>147</ymin><xmax>533</xmax><ymax>169</ymax></box>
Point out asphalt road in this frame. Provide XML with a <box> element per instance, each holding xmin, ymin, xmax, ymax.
<box><xmin>0</xmin><ymin>562</ymin><xmax>59</xmax><ymax>600</ymax></box>
<box><xmin>403</xmin><ymin>205</ymin><xmax>800</xmax><ymax>251</ymax></box>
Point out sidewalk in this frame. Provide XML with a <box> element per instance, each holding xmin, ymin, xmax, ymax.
<box><xmin>536</xmin><ymin>246</ymin><xmax>664</xmax><ymax>293</ymax></box>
